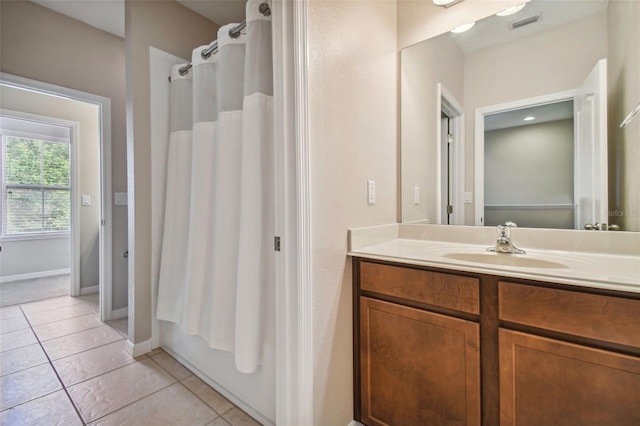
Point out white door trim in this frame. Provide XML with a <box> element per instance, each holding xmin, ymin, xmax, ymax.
<box><xmin>473</xmin><ymin>89</ymin><xmax>577</xmax><ymax>226</ymax></box>
<box><xmin>274</xmin><ymin>0</ymin><xmax>314</xmax><ymax>424</ymax></box>
<box><xmin>0</xmin><ymin>72</ymin><xmax>113</xmax><ymax>322</ymax></box>
<box><xmin>437</xmin><ymin>83</ymin><xmax>465</xmax><ymax>225</ymax></box>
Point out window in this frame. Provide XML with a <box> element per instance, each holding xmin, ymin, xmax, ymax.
<box><xmin>1</xmin><ymin>124</ymin><xmax>71</xmax><ymax>236</ymax></box>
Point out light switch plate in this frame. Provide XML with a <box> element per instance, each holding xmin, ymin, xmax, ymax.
<box><xmin>367</xmin><ymin>180</ymin><xmax>376</xmax><ymax>205</ymax></box>
<box><xmin>464</xmin><ymin>192</ymin><xmax>472</xmax><ymax>204</ymax></box>
<box><xmin>82</xmin><ymin>195</ymin><xmax>91</xmax><ymax>206</ymax></box>
<box><xmin>115</xmin><ymin>192</ymin><xmax>128</xmax><ymax>206</ymax></box>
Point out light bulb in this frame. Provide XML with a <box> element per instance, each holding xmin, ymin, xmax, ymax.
<box><xmin>451</xmin><ymin>22</ymin><xmax>475</xmax><ymax>33</ymax></box>
<box><xmin>433</xmin><ymin>0</ymin><xmax>458</xmax><ymax>5</ymax></box>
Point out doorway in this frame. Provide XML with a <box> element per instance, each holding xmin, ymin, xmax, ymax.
<box><xmin>437</xmin><ymin>83</ymin><xmax>465</xmax><ymax>225</ymax></box>
<box><xmin>0</xmin><ymin>73</ymin><xmax>112</xmax><ymax>321</ymax></box>
<box><xmin>482</xmin><ymin>100</ymin><xmax>575</xmax><ymax>229</ymax></box>
<box><xmin>0</xmin><ymin>113</ymin><xmax>76</xmax><ymax>305</ymax></box>
<box><xmin>474</xmin><ymin>60</ymin><xmax>608</xmax><ymax>230</ymax></box>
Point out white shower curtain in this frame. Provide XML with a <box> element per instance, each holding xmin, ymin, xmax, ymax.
<box><xmin>156</xmin><ymin>0</ymin><xmax>273</xmax><ymax>374</ymax></box>
<box><xmin>156</xmin><ymin>66</ymin><xmax>192</xmax><ymax>324</ymax></box>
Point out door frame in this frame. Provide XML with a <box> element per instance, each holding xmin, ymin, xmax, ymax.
<box><xmin>273</xmin><ymin>0</ymin><xmax>314</xmax><ymax>423</ymax></box>
<box><xmin>437</xmin><ymin>83</ymin><xmax>465</xmax><ymax>225</ymax></box>
<box><xmin>473</xmin><ymin>89</ymin><xmax>577</xmax><ymax>226</ymax></box>
<box><xmin>0</xmin><ymin>72</ymin><xmax>113</xmax><ymax>321</ymax></box>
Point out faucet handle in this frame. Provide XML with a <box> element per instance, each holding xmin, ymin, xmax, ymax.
<box><xmin>496</xmin><ymin>224</ymin><xmax>510</xmax><ymax>238</ymax></box>
<box><xmin>504</xmin><ymin>221</ymin><xmax>518</xmax><ymax>228</ymax></box>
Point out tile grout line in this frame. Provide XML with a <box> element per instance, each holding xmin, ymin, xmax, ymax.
<box><xmin>57</xmin><ymin>351</ymin><xmax>142</xmax><ymax>388</ymax></box>
<box><xmin>46</xmin><ymin>313</ymin><xmax>173</xmax><ymax>424</ymax></box>
<box><xmin>26</xmin><ymin>310</ymin><xmax>97</xmax><ymax>328</ymax></box>
<box><xmin>2</xmin><ymin>298</ymin><xmax>122</xmax><ymax>426</ymax></box>
<box><xmin>0</xmin><ymin>346</ymin><xmax>49</xmax><ymax>377</ymax></box>
<box><xmin>4</xmin><ymin>297</ymin><xmax>244</xmax><ymax>425</ymax></box>
<box><xmin>176</xmin><ymin>378</ymin><xmax>235</xmax><ymax>418</ymax></box>
<box><xmin>76</xmin><ymin>350</ymin><xmax>227</xmax><ymax>424</ymax></box>
<box><xmin>86</xmin><ymin>379</ymin><xmax>180</xmax><ymax>424</ymax></box>
<box><xmin>148</xmin><ymin>351</ymin><xmax>236</xmax><ymax>420</ymax></box>
<box><xmin>33</xmin><ymin>316</ymin><xmax>106</xmax><ymax>343</ymax></box>
<box><xmin>16</xmin><ymin>297</ymin><xmax>86</xmax><ymax>314</ymax></box>
<box><xmin>2</xmin><ymin>294</ymin><xmax>113</xmax><ymax>425</ymax></box>
<box><xmin>16</xmin><ymin>304</ymin><xmax>87</xmax><ymax>426</ymax></box>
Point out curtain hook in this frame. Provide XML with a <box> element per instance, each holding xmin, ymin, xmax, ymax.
<box><xmin>259</xmin><ymin>2</ymin><xmax>271</xmax><ymax>17</ymax></box>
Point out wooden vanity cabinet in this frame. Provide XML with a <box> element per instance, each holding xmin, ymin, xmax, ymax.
<box><xmin>499</xmin><ymin>329</ymin><xmax>640</xmax><ymax>425</ymax></box>
<box><xmin>355</xmin><ymin>260</ymin><xmax>481</xmax><ymax>426</ymax></box>
<box><xmin>359</xmin><ymin>297</ymin><xmax>480</xmax><ymax>426</ymax></box>
<box><xmin>353</xmin><ymin>258</ymin><xmax>640</xmax><ymax>426</ymax></box>
<box><xmin>498</xmin><ymin>282</ymin><xmax>640</xmax><ymax>426</ymax></box>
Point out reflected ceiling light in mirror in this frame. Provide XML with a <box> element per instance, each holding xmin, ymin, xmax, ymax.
<box><xmin>451</xmin><ymin>22</ymin><xmax>476</xmax><ymax>33</ymax></box>
<box><xmin>496</xmin><ymin>3</ymin><xmax>527</xmax><ymax>17</ymax></box>
<box><xmin>433</xmin><ymin>0</ymin><xmax>464</xmax><ymax>8</ymax></box>
<box><xmin>523</xmin><ymin>116</ymin><xmax>536</xmax><ymax>121</ymax></box>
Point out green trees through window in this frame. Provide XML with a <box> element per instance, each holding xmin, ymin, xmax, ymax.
<box><xmin>2</xmin><ymin>135</ymin><xmax>71</xmax><ymax>235</ymax></box>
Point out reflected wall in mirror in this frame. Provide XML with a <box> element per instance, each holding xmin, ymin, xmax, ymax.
<box><xmin>400</xmin><ymin>0</ymin><xmax>640</xmax><ymax>231</ymax></box>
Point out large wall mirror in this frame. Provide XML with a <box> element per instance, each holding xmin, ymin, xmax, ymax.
<box><xmin>400</xmin><ymin>0</ymin><xmax>640</xmax><ymax>232</ymax></box>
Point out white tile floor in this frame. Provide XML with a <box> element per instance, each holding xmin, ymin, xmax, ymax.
<box><xmin>0</xmin><ymin>295</ymin><xmax>262</xmax><ymax>426</ymax></box>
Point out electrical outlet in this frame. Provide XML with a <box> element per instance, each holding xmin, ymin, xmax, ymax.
<box><xmin>367</xmin><ymin>180</ymin><xmax>376</xmax><ymax>205</ymax></box>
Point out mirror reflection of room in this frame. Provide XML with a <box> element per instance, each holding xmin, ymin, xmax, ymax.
<box><xmin>400</xmin><ymin>0</ymin><xmax>639</xmax><ymax>231</ymax></box>
<box><xmin>483</xmin><ymin>101</ymin><xmax>575</xmax><ymax>229</ymax></box>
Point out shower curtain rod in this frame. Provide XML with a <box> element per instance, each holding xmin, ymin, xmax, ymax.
<box><xmin>171</xmin><ymin>2</ymin><xmax>271</xmax><ymax>80</ymax></box>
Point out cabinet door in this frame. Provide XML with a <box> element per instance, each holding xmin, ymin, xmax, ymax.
<box><xmin>500</xmin><ymin>329</ymin><xmax>640</xmax><ymax>426</ymax></box>
<box><xmin>359</xmin><ymin>297</ymin><xmax>480</xmax><ymax>426</ymax></box>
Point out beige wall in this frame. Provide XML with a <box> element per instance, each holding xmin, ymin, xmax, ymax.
<box><xmin>1</xmin><ymin>86</ymin><xmax>102</xmax><ymax>286</ymax></box>
<box><xmin>124</xmin><ymin>0</ymin><xmax>217</xmax><ymax>343</ymax></box>
<box><xmin>307</xmin><ymin>1</ymin><xmax>397</xmax><ymax>424</ymax></box>
<box><xmin>608</xmin><ymin>0</ymin><xmax>640</xmax><ymax>232</ymax></box>
<box><xmin>401</xmin><ymin>34</ymin><xmax>464</xmax><ymax>223</ymax></box>
<box><xmin>0</xmin><ymin>0</ymin><xmax>129</xmax><ymax>308</ymax></box>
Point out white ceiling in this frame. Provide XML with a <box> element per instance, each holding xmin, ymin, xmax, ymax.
<box><xmin>452</xmin><ymin>0</ymin><xmax>610</xmax><ymax>54</ymax></box>
<box><xmin>30</xmin><ymin>0</ymin><xmax>247</xmax><ymax>39</ymax></box>
<box><xmin>484</xmin><ymin>100</ymin><xmax>574</xmax><ymax>132</ymax></box>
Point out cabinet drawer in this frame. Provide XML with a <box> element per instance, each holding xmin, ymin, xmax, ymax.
<box><xmin>499</xmin><ymin>282</ymin><xmax>640</xmax><ymax>347</ymax></box>
<box><xmin>360</xmin><ymin>262</ymin><xmax>479</xmax><ymax>314</ymax></box>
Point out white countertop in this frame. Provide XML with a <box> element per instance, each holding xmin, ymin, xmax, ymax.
<box><xmin>348</xmin><ymin>224</ymin><xmax>640</xmax><ymax>294</ymax></box>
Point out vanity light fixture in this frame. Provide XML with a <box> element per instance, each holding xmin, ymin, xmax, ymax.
<box><xmin>433</xmin><ymin>0</ymin><xmax>465</xmax><ymax>8</ymax></box>
<box><xmin>523</xmin><ymin>116</ymin><xmax>536</xmax><ymax>121</ymax></box>
<box><xmin>451</xmin><ymin>22</ymin><xmax>476</xmax><ymax>33</ymax></box>
<box><xmin>496</xmin><ymin>3</ymin><xmax>526</xmax><ymax>17</ymax></box>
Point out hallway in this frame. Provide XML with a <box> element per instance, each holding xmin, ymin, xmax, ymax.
<box><xmin>0</xmin><ymin>275</ymin><xmax>70</xmax><ymax>307</ymax></box>
<box><xmin>0</xmin><ymin>295</ymin><xmax>261</xmax><ymax>425</ymax></box>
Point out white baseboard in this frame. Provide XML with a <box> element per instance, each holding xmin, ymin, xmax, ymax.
<box><xmin>80</xmin><ymin>285</ymin><xmax>98</xmax><ymax>295</ymax></box>
<box><xmin>348</xmin><ymin>421</ymin><xmax>364</xmax><ymax>426</ymax></box>
<box><xmin>0</xmin><ymin>268</ymin><xmax>70</xmax><ymax>284</ymax></box>
<box><xmin>111</xmin><ymin>307</ymin><xmax>128</xmax><ymax>320</ymax></box>
<box><xmin>125</xmin><ymin>338</ymin><xmax>152</xmax><ymax>358</ymax></box>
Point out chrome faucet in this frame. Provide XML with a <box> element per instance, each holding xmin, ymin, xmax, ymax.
<box><xmin>487</xmin><ymin>221</ymin><xmax>526</xmax><ymax>254</ymax></box>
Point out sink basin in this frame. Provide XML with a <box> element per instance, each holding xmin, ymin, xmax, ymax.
<box><xmin>442</xmin><ymin>252</ymin><xmax>568</xmax><ymax>269</ymax></box>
